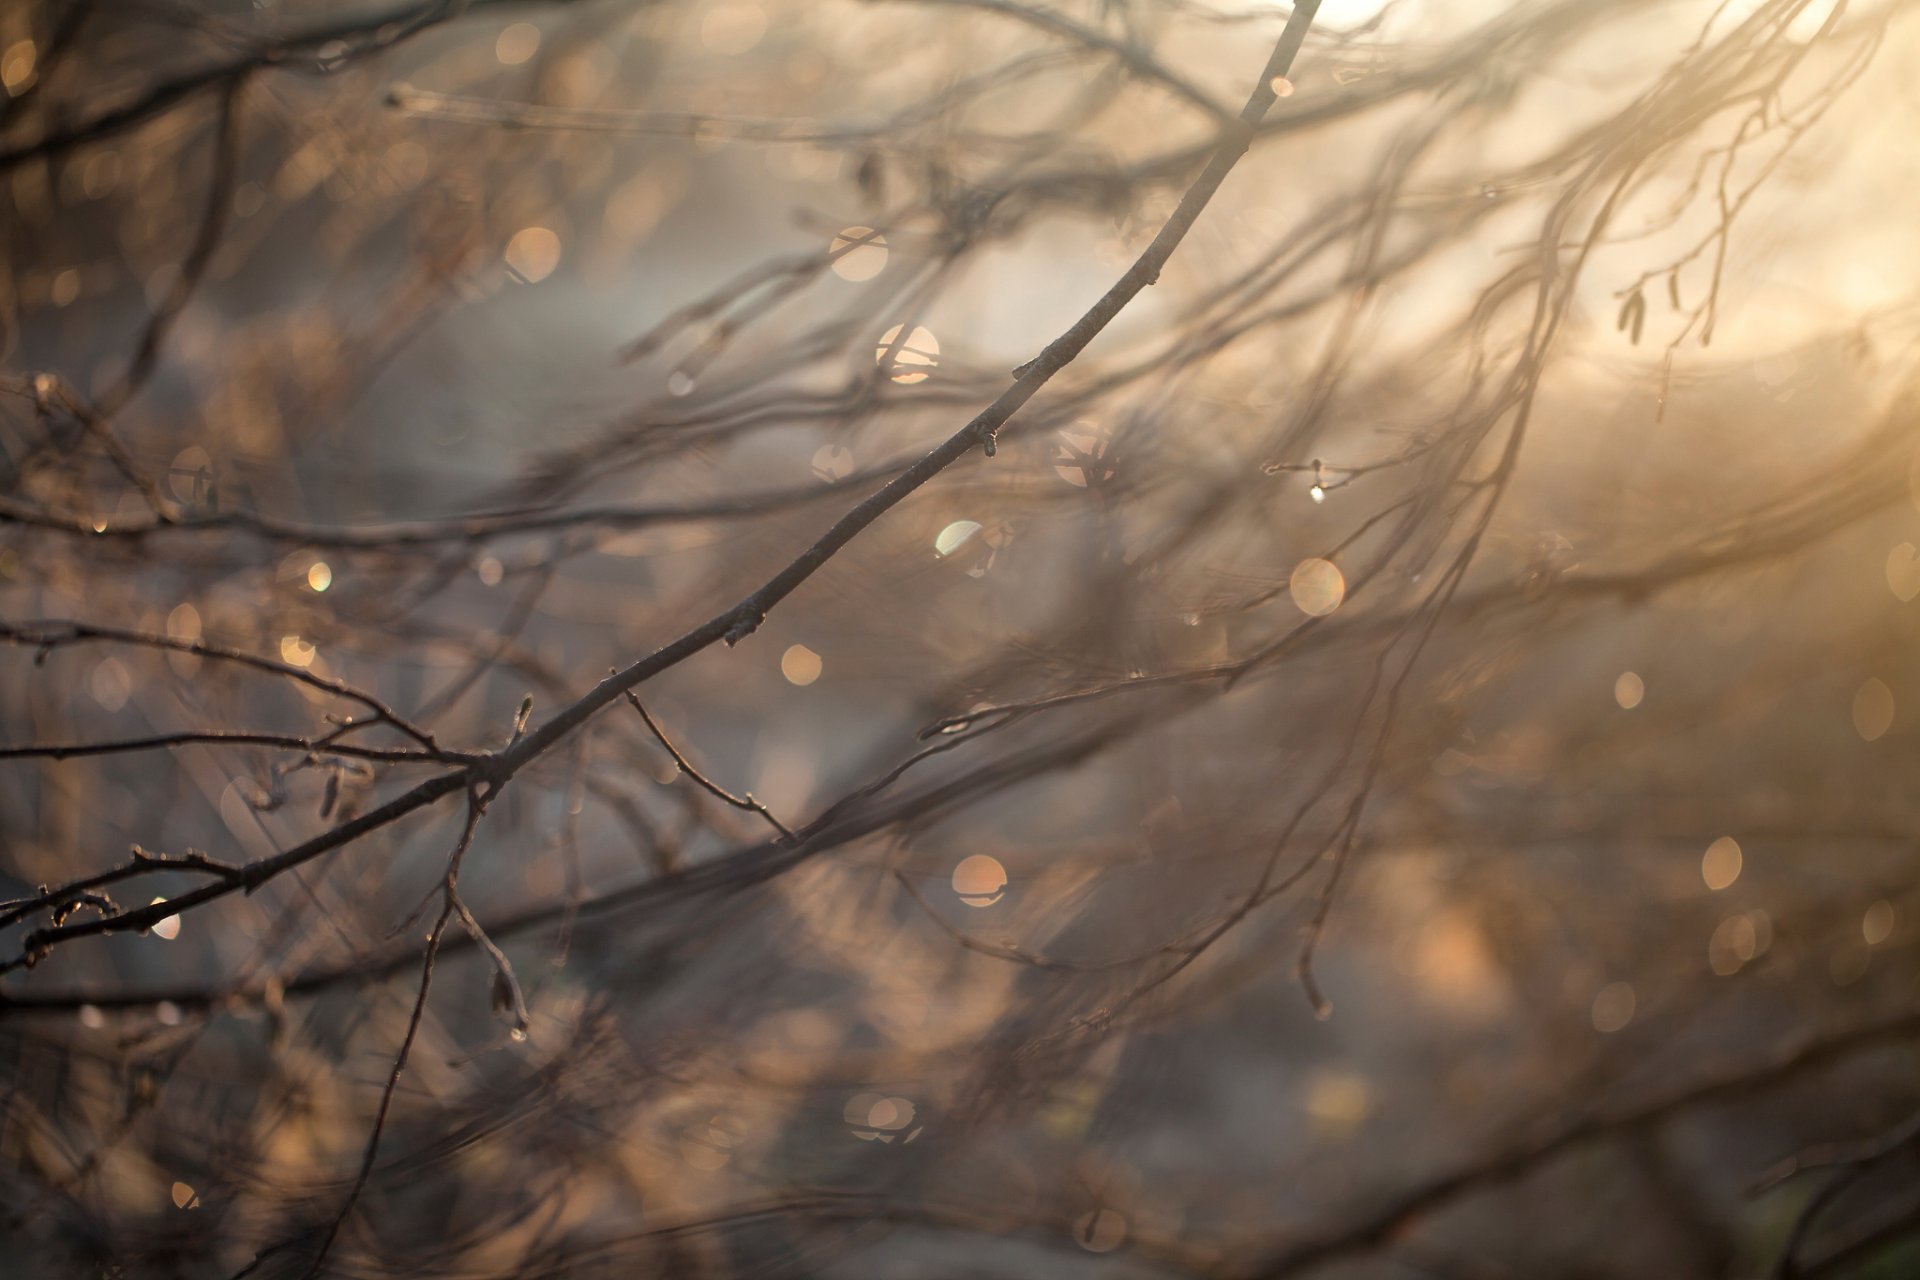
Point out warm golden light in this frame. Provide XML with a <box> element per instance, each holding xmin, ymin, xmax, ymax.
<box><xmin>504</xmin><ymin>226</ymin><xmax>562</xmax><ymax>283</ymax></box>
<box><xmin>495</xmin><ymin>22</ymin><xmax>541</xmax><ymax>65</ymax></box>
<box><xmin>1708</xmin><ymin>913</ymin><xmax>1757</xmax><ymax>975</ymax></box>
<box><xmin>307</xmin><ymin>561</ymin><xmax>332</xmax><ymax>592</ymax></box>
<box><xmin>875</xmin><ymin>324</ymin><xmax>939</xmax><ymax>384</ymax></box>
<box><xmin>279</xmin><ymin>635</ymin><xmax>316</xmax><ymax>668</ymax></box>
<box><xmin>1852</xmin><ymin>677</ymin><xmax>1894</xmax><ymax>741</ymax></box>
<box><xmin>167</xmin><ymin>602</ymin><xmax>201</xmax><ymax>641</ymax></box>
<box><xmin>1701</xmin><ymin>836</ymin><xmax>1741</xmax><ymax>891</ymax></box>
<box><xmin>781</xmin><ymin>644</ymin><xmax>823</xmax><ymax>686</ymax></box>
<box><xmin>1289</xmin><ymin>558</ymin><xmax>1345</xmax><ymax>617</ymax></box>
<box><xmin>1614</xmin><ymin>671</ymin><xmax>1644</xmax><ymax>709</ymax></box>
<box><xmin>701</xmin><ymin>2</ymin><xmax>767</xmax><ymax>54</ymax></box>
<box><xmin>951</xmin><ymin>854</ymin><xmax>1007</xmax><ymax>907</ymax></box>
<box><xmin>1305</xmin><ymin>1070</ymin><xmax>1371</xmax><ymax>1135</ymax></box>
<box><xmin>1</xmin><ymin>40</ymin><xmax>36</xmax><ymax>95</ymax></box>
<box><xmin>90</xmin><ymin>659</ymin><xmax>130</xmax><ymax>712</ymax></box>
<box><xmin>1862</xmin><ymin>899</ymin><xmax>1895</xmax><ymax>945</ymax></box>
<box><xmin>150</xmin><ymin>898</ymin><xmax>181</xmax><ymax>941</ymax></box>
<box><xmin>1052</xmin><ymin>422</ymin><xmax>1114</xmax><ymax>488</ymax></box>
<box><xmin>1886</xmin><ymin>543</ymin><xmax>1920</xmax><ymax>602</ymax></box>
<box><xmin>830</xmin><ymin>226</ymin><xmax>889</xmax><ymax>281</ymax></box>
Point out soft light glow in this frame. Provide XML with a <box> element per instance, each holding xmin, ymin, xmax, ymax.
<box><xmin>91</xmin><ymin>658</ymin><xmax>131</xmax><ymax>712</ymax></box>
<box><xmin>307</xmin><ymin>561</ymin><xmax>332</xmax><ymax>592</ymax></box>
<box><xmin>780</xmin><ymin>644</ymin><xmax>822</xmax><ymax>686</ymax></box>
<box><xmin>1309</xmin><ymin>483</ymin><xmax>1326</xmax><ymax>503</ymax></box>
<box><xmin>1269</xmin><ymin>75</ymin><xmax>1295</xmax><ymax>97</ymax></box>
<box><xmin>701</xmin><ymin>2</ymin><xmax>767</xmax><ymax>54</ymax></box>
<box><xmin>1305</xmin><ymin>1071</ymin><xmax>1371</xmax><ymax>1134</ymax></box>
<box><xmin>477</xmin><ymin>556</ymin><xmax>504</xmax><ymax>586</ymax></box>
<box><xmin>504</xmin><ymin>226</ymin><xmax>562</xmax><ymax>283</ymax></box>
<box><xmin>279</xmin><ymin>635</ymin><xmax>316</xmax><ymax>668</ymax></box>
<box><xmin>168</xmin><ymin>602</ymin><xmax>201</xmax><ymax>641</ymax></box>
<box><xmin>495</xmin><ymin>22</ymin><xmax>541</xmax><ymax>65</ymax></box>
<box><xmin>150</xmin><ymin>898</ymin><xmax>181</xmax><ymax>941</ymax></box>
<box><xmin>1</xmin><ymin>40</ymin><xmax>36</xmax><ymax>95</ymax></box>
<box><xmin>1289</xmin><ymin>557</ymin><xmax>1345</xmax><ymax>617</ymax></box>
<box><xmin>811</xmin><ymin>444</ymin><xmax>855</xmax><ymax>482</ymax></box>
<box><xmin>168</xmin><ymin>445</ymin><xmax>213</xmax><ymax>504</ymax></box>
<box><xmin>1708</xmin><ymin>914</ymin><xmax>1757</xmax><ymax>975</ymax></box>
<box><xmin>1052</xmin><ymin>421</ymin><xmax>1115</xmax><ymax>488</ymax></box>
<box><xmin>1074</xmin><ymin>1208</ymin><xmax>1127</xmax><ymax>1253</ymax></box>
<box><xmin>875</xmin><ymin>324</ymin><xmax>939</xmax><ymax>383</ymax></box>
<box><xmin>170</xmin><ymin>1181</ymin><xmax>198</xmax><ymax>1209</ymax></box>
<box><xmin>1886</xmin><ymin>543</ymin><xmax>1920</xmax><ymax>602</ymax></box>
<box><xmin>935</xmin><ymin>520</ymin><xmax>982</xmax><ymax>560</ymax></box>
<box><xmin>951</xmin><ymin>853</ymin><xmax>1007</xmax><ymax>907</ymax></box>
<box><xmin>1862</xmin><ymin>899</ymin><xmax>1895</xmax><ymax>945</ymax></box>
<box><xmin>1614</xmin><ymin>671</ymin><xmax>1644</xmax><ymax>709</ymax></box>
<box><xmin>830</xmin><ymin>226</ymin><xmax>888</xmax><ymax>281</ymax></box>
<box><xmin>1590</xmin><ymin>981</ymin><xmax>1635</xmax><ymax>1032</ymax></box>
<box><xmin>1852</xmin><ymin>677</ymin><xmax>1894</xmax><ymax>741</ymax></box>
<box><xmin>1701</xmin><ymin>836</ymin><xmax>1741</xmax><ymax>891</ymax></box>
<box><xmin>867</xmin><ymin>1096</ymin><xmax>914</xmax><ymax>1130</ymax></box>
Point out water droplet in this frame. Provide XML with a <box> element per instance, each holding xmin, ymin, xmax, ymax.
<box><xmin>1309</xmin><ymin>484</ymin><xmax>1326</xmax><ymax>503</ymax></box>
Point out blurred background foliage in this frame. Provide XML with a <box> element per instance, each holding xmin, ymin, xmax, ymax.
<box><xmin>1</xmin><ymin>0</ymin><xmax>1918</xmax><ymax>1276</ymax></box>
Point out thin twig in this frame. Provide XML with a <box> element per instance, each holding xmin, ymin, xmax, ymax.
<box><xmin>625</xmin><ymin>692</ymin><xmax>795</xmax><ymax>844</ymax></box>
